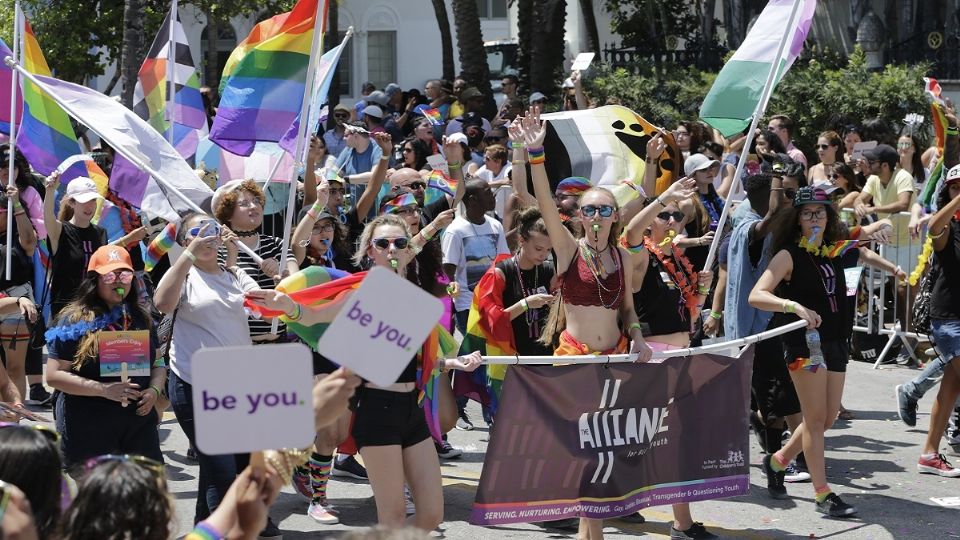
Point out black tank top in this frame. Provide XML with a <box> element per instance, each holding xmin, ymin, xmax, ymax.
<box><xmin>634</xmin><ymin>251</ymin><xmax>691</xmax><ymax>336</ymax></box>
<box><xmin>776</xmin><ymin>243</ymin><xmax>849</xmax><ymax>349</ymax></box>
<box><xmin>497</xmin><ymin>257</ymin><xmax>555</xmax><ymax>356</ymax></box>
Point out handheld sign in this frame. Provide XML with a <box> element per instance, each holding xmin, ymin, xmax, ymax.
<box><xmin>427</xmin><ymin>154</ymin><xmax>449</xmax><ymax>176</ymax></box>
<box><xmin>317</xmin><ymin>266</ymin><xmax>444</xmax><ymax>387</ymax></box>
<box><xmin>192</xmin><ymin>343</ymin><xmax>314</xmax><ymax>455</ymax></box>
<box><xmin>851</xmin><ymin>141</ymin><xmax>877</xmax><ymax>162</ymax></box>
<box><xmin>570</xmin><ymin>52</ymin><xmax>595</xmax><ymax>72</ymax></box>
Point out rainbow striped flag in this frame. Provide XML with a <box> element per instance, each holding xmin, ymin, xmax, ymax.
<box><xmin>143</xmin><ymin>222</ymin><xmax>177</xmax><ymax>271</ymax></box>
<box><xmin>422</xmin><ymin>107</ymin><xmax>443</xmax><ymax>126</ymax></box>
<box><xmin>0</xmin><ymin>39</ymin><xmax>22</xmax><ymax>135</ymax></box>
<box><xmin>380</xmin><ymin>192</ymin><xmax>417</xmax><ymax>214</ymax></box>
<box><xmin>13</xmin><ymin>16</ymin><xmax>83</xmax><ymax>175</ymax></box>
<box><xmin>458</xmin><ymin>255</ymin><xmax>516</xmax><ymax>414</ymax></box>
<box><xmin>209</xmin><ymin>0</ymin><xmax>323</xmax><ymax>156</ymax></box>
<box><xmin>427</xmin><ymin>170</ymin><xmax>457</xmax><ymax>197</ymax></box>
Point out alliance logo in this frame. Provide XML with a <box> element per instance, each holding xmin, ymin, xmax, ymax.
<box><xmin>578</xmin><ymin>378</ymin><xmax>672</xmax><ymax>484</ymax></box>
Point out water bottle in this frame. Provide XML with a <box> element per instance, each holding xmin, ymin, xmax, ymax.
<box><xmin>805</xmin><ymin>329</ymin><xmax>824</xmax><ymax>365</ymax></box>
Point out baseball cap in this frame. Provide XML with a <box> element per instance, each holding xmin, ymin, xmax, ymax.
<box><xmin>561</xmin><ymin>78</ymin><xmax>575</xmax><ymax>89</ymax></box>
<box><xmin>683</xmin><ymin>153</ymin><xmax>720</xmax><ymax>176</ymax></box>
<box><xmin>460</xmin><ymin>112</ymin><xmax>484</xmax><ymax>129</ymax></box>
<box><xmin>87</xmin><ymin>245</ymin><xmax>134</xmax><ymax>275</ymax></box>
<box><xmin>333</xmin><ymin>103</ymin><xmax>351</xmax><ymax>114</ymax></box>
<box><xmin>793</xmin><ymin>186</ymin><xmax>832</xmax><ymax>207</ymax></box>
<box><xmin>812</xmin><ymin>181</ymin><xmax>844</xmax><ymax>196</ymax></box>
<box><xmin>446</xmin><ymin>132</ymin><xmax>469</xmax><ymax>145</ymax></box>
<box><xmin>361</xmin><ymin>81</ymin><xmax>376</xmax><ymax>93</ymax></box>
<box><xmin>365</xmin><ymin>91</ymin><xmax>389</xmax><ymax>106</ymax></box>
<box><xmin>946</xmin><ymin>164</ymin><xmax>960</xmax><ymax>184</ymax></box>
<box><xmin>362</xmin><ymin>105</ymin><xmax>384</xmax><ymax>119</ymax></box>
<box><xmin>863</xmin><ymin>144</ymin><xmax>898</xmax><ymax>165</ymax></box>
<box><xmin>65</xmin><ymin>177</ymin><xmax>102</xmax><ymax>204</ymax></box>
<box><xmin>460</xmin><ymin>87</ymin><xmax>484</xmax><ymax>101</ymax></box>
<box><xmin>384</xmin><ymin>83</ymin><xmax>402</xmax><ymax>98</ymax></box>
<box><xmin>529</xmin><ymin>92</ymin><xmax>547</xmax><ymax>104</ymax></box>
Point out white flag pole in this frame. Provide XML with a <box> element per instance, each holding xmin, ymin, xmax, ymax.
<box><xmin>270</xmin><ymin>0</ymin><xmax>328</xmax><ymax>334</ymax></box>
<box><xmin>702</xmin><ymin>0</ymin><xmax>805</xmax><ymax>271</ymax></box>
<box><xmin>5</xmin><ymin>1</ymin><xmax>23</xmax><ymax>282</ymax></box>
<box><xmin>4</xmin><ymin>57</ymin><xmax>263</xmax><ymax>264</ymax></box>
<box><xmin>164</xmin><ymin>0</ymin><xmax>177</xmax><ymax>147</ymax></box>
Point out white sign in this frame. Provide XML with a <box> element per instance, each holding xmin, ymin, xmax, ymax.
<box><xmin>192</xmin><ymin>343</ymin><xmax>314</xmax><ymax>455</ymax></box>
<box><xmin>844</xmin><ymin>266</ymin><xmax>864</xmax><ymax>297</ymax></box>
<box><xmin>851</xmin><ymin>140</ymin><xmax>877</xmax><ymax>162</ymax></box>
<box><xmin>317</xmin><ymin>266</ymin><xmax>444</xmax><ymax>387</ymax></box>
<box><xmin>571</xmin><ymin>52</ymin><xmax>596</xmax><ymax>72</ymax></box>
<box><xmin>427</xmin><ymin>154</ymin><xmax>449</xmax><ymax>176</ymax></box>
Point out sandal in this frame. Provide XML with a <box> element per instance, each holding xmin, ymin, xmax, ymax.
<box><xmin>838</xmin><ymin>408</ymin><xmax>855</xmax><ymax>421</ymax></box>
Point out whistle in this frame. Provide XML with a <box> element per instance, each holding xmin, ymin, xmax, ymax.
<box><xmin>115</xmin><ymin>287</ymin><xmax>125</xmax><ymax>297</ymax></box>
<box><xmin>390</xmin><ymin>258</ymin><xmax>399</xmax><ymax>269</ymax></box>
<box><xmin>592</xmin><ymin>223</ymin><xmax>600</xmax><ymax>232</ymax></box>
<box><xmin>659</xmin><ymin>229</ymin><xmax>677</xmax><ymax>247</ymax></box>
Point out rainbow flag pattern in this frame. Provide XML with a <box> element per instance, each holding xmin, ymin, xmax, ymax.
<box><xmin>422</xmin><ymin>107</ymin><xmax>443</xmax><ymax>126</ymax></box>
<box><xmin>458</xmin><ymin>254</ymin><xmax>516</xmax><ymax>415</ymax></box>
<box><xmin>424</xmin><ymin>170</ymin><xmax>458</xmax><ymax>205</ymax></box>
<box><xmin>0</xmin><ymin>39</ymin><xmax>22</xmax><ymax>135</ymax></box>
<box><xmin>380</xmin><ymin>192</ymin><xmax>418</xmax><ymax>214</ymax></box>
<box><xmin>555</xmin><ymin>176</ymin><xmax>592</xmax><ymax>197</ymax></box>
<box><xmin>209</xmin><ymin>0</ymin><xmax>324</xmax><ymax>156</ymax></box>
<box><xmin>143</xmin><ymin>222</ymin><xmax>178</xmax><ymax>271</ymax></box>
<box><xmin>14</xmin><ymin>17</ymin><xmax>83</xmax><ymax>175</ymax></box>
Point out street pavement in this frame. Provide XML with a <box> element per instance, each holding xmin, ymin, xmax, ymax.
<box><xmin>31</xmin><ymin>358</ymin><xmax>960</xmax><ymax>539</ymax></box>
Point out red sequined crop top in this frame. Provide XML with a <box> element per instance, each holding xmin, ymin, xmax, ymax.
<box><xmin>561</xmin><ymin>247</ymin><xmax>625</xmax><ymax>308</ymax></box>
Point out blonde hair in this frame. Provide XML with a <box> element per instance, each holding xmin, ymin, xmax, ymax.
<box><xmin>352</xmin><ymin>214</ymin><xmax>412</xmax><ymax>267</ymax></box>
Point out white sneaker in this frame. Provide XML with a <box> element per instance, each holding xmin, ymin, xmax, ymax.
<box><xmin>307</xmin><ymin>501</ymin><xmax>339</xmax><ymax>524</ymax></box>
<box><xmin>783</xmin><ymin>462</ymin><xmax>811</xmax><ymax>483</ymax></box>
<box><xmin>404</xmin><ymin>485</ymin><xmax>415</xmax><ymax>515</ymax></box>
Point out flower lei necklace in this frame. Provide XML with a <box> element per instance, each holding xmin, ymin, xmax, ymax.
<box><xmin>104</xmin><ymin>191</ymin><xmax>141</xmax><ymax>234</ymax></box>
<box><xmin>642</xmin><ymin>236</ymin><xmax>699</xmax><ymax>318</ymax></box>
<box><xmin>44</xmin><ymin>305</ymin><xmax>126</xmax><ymax>343</ymax></box>
<box><xmin>798</xmin><ymin>227</ymin><xmax>859</xmax><ymax>259</ymax></box>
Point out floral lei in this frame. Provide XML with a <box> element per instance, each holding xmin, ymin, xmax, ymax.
<box><xmin>44</xmin><ymin>305</ymin><xmax>126</xmax><ymax>343</ymax></box>
<box><xmin>105</xmin><ymin>191</ymin><xmax>141</xmax><ymax>234</ymax></box>
<box><xmin>642</xmin><ymin>236</ymin><xmax>700</xmax><ymax>318</ymax></box>
<box><xmin>797</xmin><ymin>235</ymin><xmax>859</xmax><ymax>258</ymax></box>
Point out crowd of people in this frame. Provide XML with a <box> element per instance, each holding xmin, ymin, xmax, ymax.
<box><xmin>0</xmin><ymin>72</ymin><xmax>959</xmax><ymax>540</ymax></box>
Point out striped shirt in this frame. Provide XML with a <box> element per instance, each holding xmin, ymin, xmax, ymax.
<box><xmin>219</xmin><ymin>234</ymin><xmax>295</xmax><ymax>337</ymax></box>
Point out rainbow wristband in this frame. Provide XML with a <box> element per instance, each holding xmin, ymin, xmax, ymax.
<box><xmin>528</xmin><ymin>146</ymin><xmax>545</xmax><ymax>165</ymax></box>
<box><xmin>185</xmin><ymin>522</ymin><xmax>223</xmax><ymax>540</ymax></box>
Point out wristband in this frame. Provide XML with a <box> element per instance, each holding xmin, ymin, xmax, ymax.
<box><xmin>512</xmin><ymin>160</ymin><xmax>526</xmax><ymax>165</ymax></box>
<box><xmin>947</xmin><ymin>127</ymin><xmax>959</xmax><ymax>136</ymax></box>
<box><xmin>182</xmin><ymin>250</ymin><xmax>197</xmax><ymax>263</ymax></box>
<box><xmin>379</xmin><ymin>155</ymin><xmax>390</xmax><ymax>162</ymax></box>
<box><xmin>783</xmin><ymin>301</ymin><xmax>797</xmax><ymax>314</ymax></box>
<box><xmin>186</xmin><ymin>521</ymin><xmax>223</xmax><ymax>540</ymax></box>
<box><xmin>421</xmin><ymin>227</ymin><xmax>434</xmax><ymax>240</ymax></box>
<box><xmin>697</xmin><ymin>285</ymin><xmax>710</xmax><ymax>295</ymax></box>
<box><xmin>521</xmin><ymin>298</ymin><xmax>529</xmax><ymax>312</ymax></box>
<box><xmin>438</xmin><ymin>358</ymin><xmax>447</xmax><ymax>373</ymax></box>
<box><xmin>12</xmin><ymin>201</ymin><xmax>22</xmax><ymax>210</ymax></box>
<box><xmin>627</xmin><ymin>322</ymin><xmax>642</xmax><ymax>332</ymax></box>
<box><xmin>527</xmin><ymin>147</ymin><xmax>545</xmax><ymax>165</ymax></box>
<box><xmin>655</xmin><ymin>197</ymin><xmax>665</xmax><ymax>207</ymax></box>
<box><xmin>510</xmin><ymin>141</ymin><xmax>526</xmax><ymax>150</ymax></box>
<box><xmin>929</xmin><ymin>226</ymin><xmax>948</xmax><ymax>239</ymax></box>
<box><xmin>447</xmin><ymin>161</ymin><xmax>462</xmax><ymax>171</ymax></box>
<box><xmin>709</xmin><ymin>310</ymin><xmax>722</xmax><ymax>320</ymax></box>
<box><xmin>150</xmin><ymin>385</ymin><xmax>162</xmax><ymax>397</ymax></box>
<box><xmin>283</xmin><ymin>303</ymin><xmax>302</xmax><ymax>322</ymax></box>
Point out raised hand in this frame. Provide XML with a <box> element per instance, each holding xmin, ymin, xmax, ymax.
<box><xmin>519</xmin><ymin>107</ymin><xmax>547</xmax><ymax>148</ymax></box>
<box><xmin>373</xmin><ymin>132</ymin><xmax>393</xmax><ymax>154</ymax></box>
<box><xmin>646</xmin><ymin>131</ymin><xmax>666</xmax><ymax>160</ymax></box>
<box><xmin>661</xmin><ymin>176</ymin><xmax>696</xmax><ymax>203</ymax></box>
<box><xmin>442</xmin><ymin>135</ymin><xmax>464</xmax><ymax>163</ymax></box>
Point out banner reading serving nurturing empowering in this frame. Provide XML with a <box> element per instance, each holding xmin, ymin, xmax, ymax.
<box><xmin>471</xmin><ymin>347</ymin><xmax>753</xmax><ymax>525</ymax></box>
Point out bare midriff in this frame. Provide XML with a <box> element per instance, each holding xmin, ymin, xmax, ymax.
<box><xmin>563</xmin><ymin>304</ymin><xmax>623</xmax><ymax>352</ymax></box>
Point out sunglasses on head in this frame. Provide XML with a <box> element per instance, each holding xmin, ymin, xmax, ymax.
<box><xmin>0</xmin><ymin>422</ymin><xmax>60</xmax><ymax>443</ymax></box>
<box><xmin>656</xmin><ymin>211</ymin><xmax>685</xmax><ymax>222</ymax></box>
<box><xmin>372</xmin><ymin>237</ymin><xmax>410</xmax><ymax>250</ymax></box>
<box><xmin>84</xmin><ymin>454</ymin><xmax>166</xmax><ymax>477</ymax></box>
<box><xmin>580</xmin><ymin>204</ymin><xmax>614</xmax><ymax>218</ymax></box>
<box><xmin>100</xmin><ymin>270</ymin><xmax>134</xmax><ymax>285</ymax></box>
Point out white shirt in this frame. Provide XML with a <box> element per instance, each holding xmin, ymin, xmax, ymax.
<box><xmin>475</xmin><ymin>163</ymin><xmax>513</xmax><ymax>219</ymax></box>
<box><xmin>441</xmin><ymin>216</ymin><xmax>510</xmax><ymax>312</ymax></box>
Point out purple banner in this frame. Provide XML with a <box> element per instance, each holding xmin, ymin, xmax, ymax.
<box><xmin>471</xmin><ymin>347</ymin><xmax>754</xmax><ymax>525</ymax></box>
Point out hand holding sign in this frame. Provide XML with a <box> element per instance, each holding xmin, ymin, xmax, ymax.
<box><xmin>102</xmin><ymin>380</ymin><xmax>140</xmax><ymax>404</ymax></box>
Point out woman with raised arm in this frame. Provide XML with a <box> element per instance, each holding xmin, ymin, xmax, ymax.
<box><xmin>515</xmin><ymin>109</ymin><xmax>651</xmax><ymax>540</ymax></box>
<box><xmin>246</xmin><ymin>214</ymin><xmax>482</xmax><ymax>532</ymax></box>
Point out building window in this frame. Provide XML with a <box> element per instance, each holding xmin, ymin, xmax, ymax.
<box><xmin>477</xmin><ymin>0</ymin><xmax>507</xmax><ymax>19</ymax></box>
<box><xmin>366</xmin><ymin>31</ymin><xmax>396</xmax><ymax>90</ymax></box>
<box><xmin>335</xmin><ymin>31</ymin><xmax>354</xmax><ymax>96</ymax></box>
<box><xmin>199</xmin><ymin>23</ymin><xmax>237</xmax><ymax>87</ymax></box>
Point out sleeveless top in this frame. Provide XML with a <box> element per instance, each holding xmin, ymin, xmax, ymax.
<box><xmin>634</xmin><ymin>251</ymin><xmax>691</xmax><ymax>336</ymax></box>
<box><xmin>775</xmin><ymin>243</ymin><xmax>849</xmax><ymax>352</ymax></box>
<box><xmin>561</xmin><ymin>246</ymin><xmax>625</xmax><ymax>309</ymax></box>
<box><xmin>497</xmin><ymin>257</ymin><xmax>555</xmax><ymax>356</ymax></box>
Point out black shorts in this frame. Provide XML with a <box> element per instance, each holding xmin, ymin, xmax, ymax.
<box><xmin>352</xmin><ymin>387</ymin><xmax>431</xmax><ymax>450</ymax></box>
<box><xmin>312</xmin><ymin>352</ymin><xmax>341</xmax><ymax>376</ymax></box>
<box><xmin>752</xmin><ymin>332</ymin><xmax>801</xmax><ymax>422</ymax></box>
<box><xmin>785</xmin><ymin>339</ymin><xmax>850</xmax><ymax>374</ymax></box>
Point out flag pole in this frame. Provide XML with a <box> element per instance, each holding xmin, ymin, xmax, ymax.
<box><xmin>5</xmin><ymin>1</ymin><xmax>23</xmax><ymax>281</ymax></box>
<box><xmin>701</xmin><ymin>0</ymin><xmax>805</xmax><ymax>272</ymax></box>
<box><xmin>3</xmin><ymin>56</ymin><xmax>263</xmax><ymax>264</ymax></box>
<box><xmin>271</xmin><ymin>0</ymin><xmax>328</xmax><ymax>334</ymax></box>
<box><xmin>165</xmin><ymin>0</ymin><xmax>177</xmax><ymax>147</ymax></box>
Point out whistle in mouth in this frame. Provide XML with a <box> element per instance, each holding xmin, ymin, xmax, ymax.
<box><xmin>390</xmin><ymin>258</ymin><xmax>399</xmax><ymax>269</ymax></box>
<box><xmin>115</xmin><ymin>287</ymin><xmax>125</xmax><ymax>296</ymax></box>
<box><xmin>592</xmin><ymin>223</ymin><xmax>600</xmax><ymax>232</ymax></box>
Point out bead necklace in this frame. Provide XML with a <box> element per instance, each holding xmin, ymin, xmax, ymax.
<box><xmin>699</xmin><ymin>191</ymin><xmax>723</xmax><ymax>230</ymax></box>
<box><xmin>578</xmin><ymin>239</ymin><xmax>622</xmax><ymax>309</ymax></box>
<box><xmin>643</xmin><ymin>236</ymin><xmax>700</xmax><ymax>318</ymax></box>
<box><xmin>514</xmin><ymin>253</ymin><xmax>542</xmax><ymax>339</ymax></box>
<box><xmin>806</xmin><ymin>250</ymin><xmax>839</xmax><ymax>314</ymax></box>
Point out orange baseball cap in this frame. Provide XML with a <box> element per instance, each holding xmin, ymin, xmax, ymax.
<box><xmin>87</xmin><ymin>245</ymin><xmax>134</xmax><ymax>275</ymax></box>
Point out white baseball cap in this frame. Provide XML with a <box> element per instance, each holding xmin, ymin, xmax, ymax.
<box><xmin>683</xmin><ymin>153</ymin><xmax>720</xmax><ymax>176</ymax></box>
<box><xmin>65</xmin><ymin>177</ymin><xmax>102</xmax><ymax>204</ymax></box>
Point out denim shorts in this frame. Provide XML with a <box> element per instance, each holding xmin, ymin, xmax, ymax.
<box><xmin>932</xmin><ymin>319</ymin><xmax>960</xmax><ymax>362</ymax></box>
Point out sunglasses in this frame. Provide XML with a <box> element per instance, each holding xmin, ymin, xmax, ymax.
<box><xmin>0</xmin><ymin>422</ymin><xmax>59</xmax><ymax>443</ymax></box>
<box><xmin>656</xmin><ymin>211</ymin><xmax>685</xmax><ymax>222</ymax></box>
<box><xmin>580</xmin><ymin>205</ymin><xmax>614</xmax><ymax>218</ymax></box>
<box><xmin>897</xmin><ymin>142</ymin><xmax>913</xmax><ymax>149</ymax></box>
<box><xmin>312</xmin><ymin>224</ymin><xmax>335</xmax><ymax>234</ymax></box>
<box><xmin>334</xmin><ymin>113</ymin><xmax>349</xmax><ymax>119</ymax></box>
<box><xmin>372</xmin><ymin>237</ymin><xmax>410</xmax><ymax>250</ymax></box>
<box><xmin>827</xmin><ymin>173</ymin><xmax>841</xmax><ymax>180</ymax></box>
<box><xmin>84</xmin><ymin>454</ymin><xmax>165</xmax><ymax>477</ymax></box>
<box><xmin>188</xmin><ymin>223</ymin><xmax>222</xmax><ymax>238</ymax></box>
<box><xmin>816</xmin><ymin>144</ymin><xmax>832</xmax><ymax>150</ymax></box>
<box><xmin>484</xmin><ymin>137</ymin><xmax>504</xmax><ymax>143</ymax></box>
<box><xmin>408</xmin><ymin>181</ymin><xmax>426</xmax><ymax>190</ymax></box>
<box><xmin>100</xmin><ymin>270</ymin><xmax>134</xmax><ymax>285</ymax></box>
<box><xmin>401</xmin><ymin>147</ymin><xmax>414</xmax><ymax>154</ymax></box>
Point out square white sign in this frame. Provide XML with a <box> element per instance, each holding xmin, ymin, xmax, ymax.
<box><xmin>317</xmin><ymin>266</ymin><xmax>444</xmax><ymax>387</ymax></box>
<box><xmin>192</xmin><ymin>343</ymin><xmax>314</xmax><ymax>455</ymax></box>
<box><xmin>427</xmin><ymin>154</ymin><xmax>450</xmax><ymax>176</ymax></box>
<box><xmin>571</xmin><ymin>52</ymin><xmax>596</xmax><ymax>72</ymax></box>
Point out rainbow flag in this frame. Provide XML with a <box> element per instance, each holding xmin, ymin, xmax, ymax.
<box><xmin>418</xmin><ymin>325</ymin><xmax>458</xmax><ymax>442</ymax></box>
<box><xmin>424</xmin><ymin>170</ymin><xmax>457</xmax><ymax>205</ymax></box>
<box><xmin>422</xmin><ymin>107</ymin><xmax>443</xmax><ymax>126</ymax></box>
<box><xmin>143</xmin><ymin>222</ymin><xmax>177</xmax><ymax>271</ymax></box>
<box><xmin>458</xmin><ymin>255</ymin><xmax>516</xmax><ymax>414</ymax></box>
<box><xmin>14</xmin><ymin>17</ymin><xmax>83</xmax><ymax>175</ymax></box>
<box><xmin>0</xmin><ymin>39</ymin><xmax>22</xmax><ymax>135</ymax></box>
<box><xmin>380</xmin><ymin>192</ymin><xmax>417</xmax><ymax>214</ymax></box>
<box><xmin>209</xmin><ymin>0</ymin><xmax>324</xmax><ymax>156</ymax></box>
<box><xmin>920</xmin><ymin>85</ymin><xmax>950</xmax><ymax>211</ymax></box>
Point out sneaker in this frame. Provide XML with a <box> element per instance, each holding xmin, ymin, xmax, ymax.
<box><xmin>404</xmin><ymin>485</ymin><xmax>415</xmax><ymax>515</ymax></box>
<box><xmin>814</xmin><ymin>493</ymin><xmax>857</xmax><ymax>517</ymax></box>
<box><xmin>536</xmin><ymin>518</ymin><xmax>580</xmax><ymax>531</ymax></box>
<box><xmin>28</xmin><ymin>384</ymin><xmax>53</xmax><ymax>408</ymax></box>
<box><xmin>617</xmin><ymin>512</ymin><xmax>646</xmax><ymax>523</ymax></box>
<box><xmin>896</xmin><ymin>384</ymin><xmax>917</xmax><ymax>427</ymax></box>
<box><xmin>918</xmin><ymin>453</ymin><xmax>960</xmax><ymax>477</ymax></box>
<box><xmin>292</xmin><ymin>466</ymin><xmax>311</xmax><ymax>499</ymax></box>
<box><xmin>307</xmin><ymin>501</ymin><xmax>339</xmax><ymax>524</ymax></box>
<box><xmin>456</xmin><ymin>411</ymin><xmax>474</xmax><ymax>431</ymax></box>
<box><xmin>186</xmin><ymin>447</ymin><xmax>197</xmax><ymax>461</ymax></box>
<box><xmin>435</xmin><ymin>440</ymin><xmax>463</xmax><ymax>459</ymax></box>
<box><xmin>670</xmin><ymin>522</ymin><xmax>718</xmax><ymax>539</ymax></box>
<box><xmin>896</xmin><ymin>353</ymin><xmax>920</xmax><ymax>367</ymax></box>
<box><xmin>331</xmin><ymin>455</ymin><xmax>368</xmax><ymax>480</ymax></box>
<box><xmin>762</xmin><ymin>454</ymin><xmax>788</xmax><ymax>499</ymax></box>
<box><xmin>784</xmin><ymin>462</ymin><xmax>811</xmax><ymax>483</ymax></box>
<box><xmin>257</xmin><ymin>517</ymin><xmax>282</xmax><ymax>539</ymax></box>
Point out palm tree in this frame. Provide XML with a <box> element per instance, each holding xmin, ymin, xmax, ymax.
<box><xmin>120</xmin><ymin>0</ymin><xmax>144</xmax><ymax>107</ymax></box>
<box><xmin>429</xmin><ymin>0</ymin><xmax>456</xmax><ymax>81</ymax></box>
<box><xmin>528</xmin><ymin>0</ymin><xmax>567</xmax><ymax>99</ymax></box>
<box><xmin>578</xmin><ymin>0</ymin><xmax>601</xmax><ymax>55</ymax></box>
<box><xmin>452</xmin><ymin>0</ymin><xmax>495</xmax><ymax>117</ymax></box>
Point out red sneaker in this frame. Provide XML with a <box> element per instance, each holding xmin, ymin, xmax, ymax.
<box><xmin>918</xmin><ymin>453</ymin><xmax>960</xmax><ymax>477</ymax></box>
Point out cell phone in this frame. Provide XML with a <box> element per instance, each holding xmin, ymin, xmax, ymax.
<box><xmin>198</xmin><ymin>219</ymin><xmax>220</xmax><ymax>237</ymax></box>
